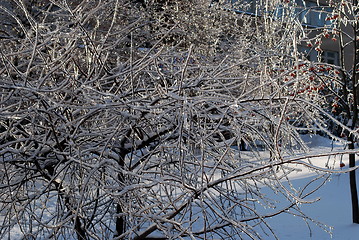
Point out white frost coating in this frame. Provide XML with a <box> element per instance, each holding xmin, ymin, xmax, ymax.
<box><xmin>1</xmin><ymin>1</ymin><xmax>358</xmax><ymax>239</ymax></box>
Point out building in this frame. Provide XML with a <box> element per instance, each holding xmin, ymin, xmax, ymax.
<box><xmin>220</xmin><ymin>0</ymin><xmax>353</xmax><ymax>70</ymax></box>
<box><xmin>294</xmin><ymin>0</ymin><xmax>354</xmax><ymax>70</ymax></box>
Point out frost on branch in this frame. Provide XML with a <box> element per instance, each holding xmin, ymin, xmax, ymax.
<box><xmin>0</xmin><ymin>0</ymin><xmax>355</xmax><ymax>239</ymax></box>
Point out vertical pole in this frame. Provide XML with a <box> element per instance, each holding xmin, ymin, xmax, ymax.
<box><xmin>348</xmin><ymin>137</ymin><xmax>359</xmax><ymax>223</ymax></box>
<box><xmin>350</xmin><ymin>0</ymin><xmax>359</xmax><ymax>224</ymax></box>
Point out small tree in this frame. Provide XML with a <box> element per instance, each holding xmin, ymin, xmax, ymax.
<box><xmin>297</xmin><ymin>0</ymin><xmax>359</xmax><ymax>223</ymax></box>
<box><xmin>0</xmin><ymin>0</ymin><xmax>358</xmax><ymax>239</ymax></box>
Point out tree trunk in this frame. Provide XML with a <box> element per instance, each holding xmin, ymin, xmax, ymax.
<box><xmin>115</xmin><ymin>152</ymin><xmax>126</xmax><ymax>238</ymax></box>
<box><xmin>115</xmin><ymin>203</ymin><xmax>125</xmax><ymax>237</ymax></box>
<box><xmin>75</xmin><ymin>216</ymin><xmax>87</xmax><ymax>240</ymax></box>
<box><xmin>350</xmin><ymin>0</ymin><xmax>359</xmax><ymax>224</ymax></box>
<box><xmin>348</xmin><ymin>138</ymin><xmax>359</xmax><ymax>223</ymax></box>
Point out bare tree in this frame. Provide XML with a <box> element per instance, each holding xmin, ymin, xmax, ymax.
<box><xmin>296</xmin><ymin>0</ymin><xmax>359</xmax><ymax>224</ymax></box>
<box><xmin>0</xmin><ymin>0</ymin><xmax>357</xmax><ymax>239</ymax></box>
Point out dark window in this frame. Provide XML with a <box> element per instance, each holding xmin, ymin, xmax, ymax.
<box><xmin>298</xmin><ymin>45</ymin><xmax>317</xmax><ymax>62</ymax></box>
<box><xmin>321</xmin><ymin>51</ymin><xmax>339</xmax><ymax>65</ymax></box>
<box><xmin>295</xmin><ymin>0</ymin><xmax>332</xmax><ymax>27</ymax></box>
<box><xmin>230</xmin><ymin>0</ymin><xmax>257</xmax><ymax>14</ymax></box>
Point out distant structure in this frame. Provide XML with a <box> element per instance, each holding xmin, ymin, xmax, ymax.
<box><xmin>222</xmin><ymin>0</ymin><xmax>353</xmax><ymax>69</ymax></box>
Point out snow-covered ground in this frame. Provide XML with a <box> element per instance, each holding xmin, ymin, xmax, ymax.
<box><xmin>3</xmin><ymin>135</ymin><xmax>359</xmax><ymax>239</ymax></box>
<box><xmin>266</xmin><ymin>135</ymin><xmax>359</xmax><ymax>240</ymax></box>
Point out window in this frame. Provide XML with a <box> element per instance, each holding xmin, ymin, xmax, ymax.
<box><xmin>321</xmin><ymin>51</ymin><xmax>339</xmax><ymax>65</ymax></box>
<box><xmin>231</xmin><ymin>0</ymin><xmax>258</xmax><ymax>14</ymax></box>
<box><xmin>295</xmin><ymin>0</ymin><xmax>332</xmax><ymax>27</ymax></box>
<box><xmin>298</xmin><ymin>45</ymin><xmax>317</xmax><ymax>62</ymax></box>
<box><xmin>298</xmin><ymin>46</ymin><xmax>339</xmax><ymax>66</ymax></box>
<box><xmin>273</xmin><ymin>4</ymin><xmax>288</xmax><ymax>21</ymax></box>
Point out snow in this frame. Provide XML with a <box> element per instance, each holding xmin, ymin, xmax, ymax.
<box><xmin>265</xmin><ymin>134</ymin><xmax>359</xmax><ymax>240</ymax></box>
<box><xmin>3</xmin><ymin>135</ymin><xmax>359</xmax><ymax>239</ymax></box>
